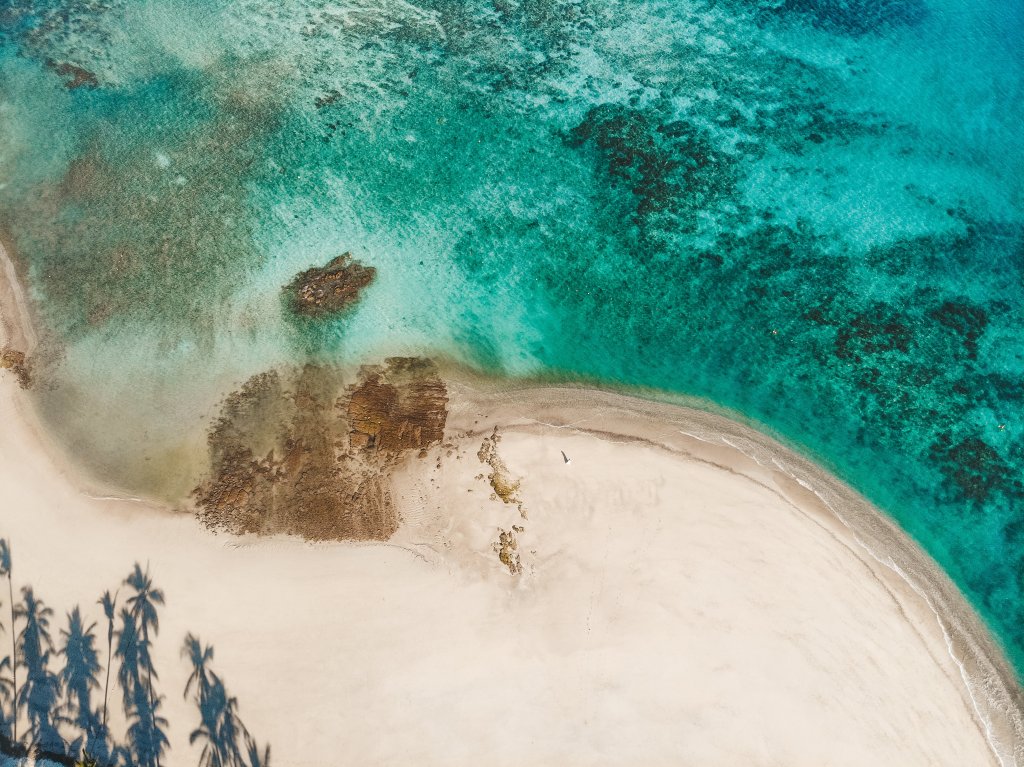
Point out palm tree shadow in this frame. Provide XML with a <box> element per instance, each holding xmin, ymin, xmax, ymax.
<box><xmin>115</xmin><ymin>605</ymin><xmax>168</xmax><ymax>767</ymax></box>
<box><xmin>0</xmin><ymin>558</ymin><xmax>270</xmax><ymax>767</ymax></box>
<box><xmin>182</xmin><ymin>634</ymin><xmax>270</xmax><ymax>767</ymax></box>
<box><xmin>58</xmin><ymin>607</ymin><xmax>112</xmax><ymax>765</ymax></box>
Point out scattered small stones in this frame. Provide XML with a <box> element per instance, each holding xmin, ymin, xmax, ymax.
<box><xmin>477</xmin><ymin>427</ymin><xmax>528</xmax><ymax>519</ymax></box>
<box><xmin>0</xmin><ymin>347</ymin><xmax>31</xmax><ymax>389</ymax></box>
<box><xmin>494</xmin><ymin>526</ymin><xmax>524</xmax><ymax>575</ymax></box>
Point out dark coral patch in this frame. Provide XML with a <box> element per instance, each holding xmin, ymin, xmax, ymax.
<box><xmin>834</xmin><ymin>305</ymin><xmax>914</xmax><ymax>363</ymax></box>
<box><xmin>928</xmin><ymin>300</ymin><xmax>989</xmax><ymax>360</ymax></box>
<box><xmin>929</xmin><ymin>433</ymin><xmax>1021</xmax><ymax>506</ymax></box>
<box><xmin>763</xmin><ymin>0</ymin><xmax>928</xmax><ymax>37</ymax></box>
<box><xmin>567</xmin><ymin>104</ymin><xmax>732</xmax><ymax>230</ymax></box>
<box><xmin>46</xmin><ymin>60</ymin><xmax>99</xmax><ymax>89</ymax></box>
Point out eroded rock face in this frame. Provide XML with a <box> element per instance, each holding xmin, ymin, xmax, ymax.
<box><xmin>194</xmin><ymin>358</ymin><xmax>448</xmax><ymax>541</ymax></box>
<box><xmin>283</xmin><ymin>253</ymin><xmax>376</xmax><ymax>318</ymax></box>
<box><xmin>348</xmin><ymin>357</ymin><xmax>447</xmax><ymax>454</ymax></box>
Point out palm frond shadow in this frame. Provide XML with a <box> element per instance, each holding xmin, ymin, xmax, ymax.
<box><xmin>0</xmin><ymin>546</ymin><xmax>270</xmax><ymax>767</ymax></box>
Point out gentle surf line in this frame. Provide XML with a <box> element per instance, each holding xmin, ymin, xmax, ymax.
<box><xmin>686</xmin><ymin>427</ymin><xmax>1017</xmax><ymax>767</ymax></box>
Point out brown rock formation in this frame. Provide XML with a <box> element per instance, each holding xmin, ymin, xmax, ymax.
<box><xmin>0</xmin><ymin>347</ymin><xmax>31</xmax><ymax>389</ymax></box>
<box><xmin>494</xmin><ymin>526</ymin><xmax>524</xmax><ymax>575</ymax></box>
<box><xmin>283</xmin><ymin>253</ymin><xmax>376</xmax><ymax>318</ymax></box>
<box><xmin>478</xmin><ymin>427</ymin><xmax>527</xmax><ymax>519</ymax></box>
<box><xmin>348</xmin><ymin>357</ymin><xmax>447</xmax><ymax>453</ymax></box>
<box><xmin>194</xmin><ymin>358</ymin><xmax>448</xmax><ymax>541</ymax></box>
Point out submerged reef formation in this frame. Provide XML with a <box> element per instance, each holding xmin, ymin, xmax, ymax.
<box><xmin>194</xmin><ymin>358</ymin><xmax>448</xmax><ymax>541</ymax></box>
<box><xmin>283</xmin><ymin>253</ymin><xmax>376</xmax><ymax>318</ymax></box>
<box><xmin>45</xmin><ymin>60</ymin><xmax>99</xmax><ymax>90</ymax></box>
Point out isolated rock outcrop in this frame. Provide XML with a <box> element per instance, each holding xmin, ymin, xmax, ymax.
<box><xmin>283</xmin><ymin>253</ymin><xmax>376</xmax><ymax>318</ymax></box>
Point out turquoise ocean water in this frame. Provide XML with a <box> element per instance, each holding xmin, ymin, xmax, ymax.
<box><xmin>1</xmin><ymin>0</ymin><xmax>1023</xmax><ymax>671</ymax></box>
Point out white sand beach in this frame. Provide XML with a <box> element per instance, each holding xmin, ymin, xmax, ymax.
<box><xmin>1</xmin><ymin>242</ymin><xmax>1023</xmax><ymax>766</ymax></box>
<box><xmin>1</xmin><ymin>363</ymin><xmax>1023</xmax><ymax>765</ymax></box>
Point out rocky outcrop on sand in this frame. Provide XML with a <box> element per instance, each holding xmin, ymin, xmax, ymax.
<box><xmin>474</xmin><ymin>427</ymin><xmax>532</xmax><ymax>575</ymax></box>
<box><xmin>0</xmin><ymin>347</ymin><xmax>31</xmax><ymax>389</ymax></box>
<box><xmin>283</xmin><ymin>253</ymin><xmax>376</xmax><ymax>318</ymax></box>
<box><xmin>348</xmin><ymin>358</ymin><xmax>447</xmax><ymax>453</ymax></box>
<box><xmin>493</xmin><ymin>525</ymin><xmax>524</xmax><ymax>575</ymax></box>
<box><xmin>194</xmin><ymin>357</ymin><xmax>448</xmax><ymax>540</ymax></box>
<box><xmin>477</xmin><ymin>427</ymin><xmax>528</xmax><ymax>519</ymax></box>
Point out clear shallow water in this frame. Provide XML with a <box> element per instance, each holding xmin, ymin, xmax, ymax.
<box><xmin>1</xmin><ymin>0</ymin><xmax>1023</xmax><ymax>672</ymax></box>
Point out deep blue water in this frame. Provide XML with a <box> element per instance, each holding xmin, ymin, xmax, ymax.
<box><xmin>1</xmin><ymin>0</ymin><xmax>1023</xmax><ymax>672</ymax></box>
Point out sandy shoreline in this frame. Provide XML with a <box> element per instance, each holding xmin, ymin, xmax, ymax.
<box><xmin>444</xmin><ymin>376</ymin><xmax>1024</xmax><ymax>763</ymax></box>
<box><xmin>1</xmin><ymin>239</ymin><xmax>1023</xmax><ymax>764</ymax></box>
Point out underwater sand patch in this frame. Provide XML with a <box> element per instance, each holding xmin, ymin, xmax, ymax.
<box><xmin>194</xmin><ymin>357</ymin><xmax>448</xmax><ymax>541</ymax></box>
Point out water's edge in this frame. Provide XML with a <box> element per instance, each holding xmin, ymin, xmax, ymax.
<box><xmin>3</xmin><ymin>239</ymin><xmax>1022</xmax><ymax>763</ymax></box>
<box><xmin>444</xmin><ymin>375</ymin><xmax>1024</xmax><ymax>766</ymax></box>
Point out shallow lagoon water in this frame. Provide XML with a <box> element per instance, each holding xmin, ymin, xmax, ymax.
<box><xmin>1</xmin><ymin>0</ymin><xmax>1023</xmax><ymax>674</ymax></box>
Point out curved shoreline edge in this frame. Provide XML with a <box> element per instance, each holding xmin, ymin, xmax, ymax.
<box><xmin>443</xmin><ymin>374</ymin><xmax>1024</xmax><ymax>766</ymax></box>
<box><xmin>2</xmin><ymin>240</ymin><xmax>1022</xmax><ymax>763</ymax></box>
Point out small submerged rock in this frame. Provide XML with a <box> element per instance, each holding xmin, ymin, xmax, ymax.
<box><xmin>283</xmin><ymin>252</ymin><xmax>376</xmax><ymax>318</ymax></box>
